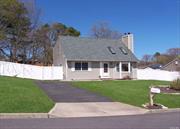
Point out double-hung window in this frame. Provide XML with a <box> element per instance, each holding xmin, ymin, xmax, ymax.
<box><xmin>75</xmin><ymin>62</ymin><xmax>81</xmax><ymax>70</ymax></box>
<box><xmin>75</xmin><ymin>62</ymin><xmax>88</xmax><ymax>71</ymax></box>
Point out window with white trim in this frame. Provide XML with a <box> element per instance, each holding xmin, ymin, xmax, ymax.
<box><xmin>75</xmin><ymin>62</ymin><xmax>88</xmax><ymax>71</ymax></box>
<box><xmin>116</xmin><ymin>63</ymin><xmax>119</xmax><ymax>72</ymax></box>
<box><xmin>122</xmin><ymin>63</ymin><xmax>128</xmax><ymax>72</ymax></box>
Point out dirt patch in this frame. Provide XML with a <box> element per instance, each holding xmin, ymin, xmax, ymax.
<box><xmin>155</xmin><ymin>86</ymin><xmax>180</xmax><ymax>94</ymax></box>
<box><xmin>143</xmin><ymin>103</ymin><xmax>168</xmax><ymax>109</ymax></box>
<box><xmin>146</xmin><ymin>104</ymin><xmax>163</xmax><ymax>109</ymax></box>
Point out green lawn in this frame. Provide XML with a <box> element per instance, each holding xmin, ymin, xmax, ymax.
<box><xmin>72</xmin><ymin>80</ymin><xmax>180</xmax><ymax>108</ymax></box>
<box><xmin>0</xmin><ymin>76</ymin><xmax>54</xmax><ymax>113</ymax></box>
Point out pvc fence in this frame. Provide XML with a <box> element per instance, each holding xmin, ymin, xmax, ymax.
<box><xmin>0</xmin><ymin>61</ymin><xmax>63</xmax><ymax>80</ymax></box>
<box><xmin>0</xmin><ymin>61</ymin><xmax>179</xmax><ymax>81</ymax></box>
<box><xmin>136</xmin><ymin>68</ymin><xmax>180</xmax><ymax>81</ymax></box>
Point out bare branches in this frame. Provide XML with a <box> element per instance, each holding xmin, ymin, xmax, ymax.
<box><xmin>22</xmin><ymin>0</ymin><xmax>42</xmax><ymax>30</ymax></box>
<box><xmin>166</xmin><ymin>48</ymin><xmax>180</xmax><ymax>56</ymax></box>
<box><xmin>91</xmin><ymin>22</ymin><xmax>122</xmax><ymax>39</ymax></box>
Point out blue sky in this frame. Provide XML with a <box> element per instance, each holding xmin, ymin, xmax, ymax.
<box><xmin>36</xmin><ymin>0</ymin><xmax>180</xmax><ymax>59</ymax></box>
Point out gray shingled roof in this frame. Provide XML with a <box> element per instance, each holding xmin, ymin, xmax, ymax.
<box><xmin>58</xmin><ymin>36</ymin><xmax>138</xmax><ymax>62</ymax></box>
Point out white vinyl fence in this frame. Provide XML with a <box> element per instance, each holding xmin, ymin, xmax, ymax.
<box><xmin>136</xmin><ymin>68</ymin><xmax>180</xmax><ymax>81</ymax></box>
<box><xmin>0</xmin><ymin>61</ymin><xmax>63</xmax><ymax>80</ymax></box>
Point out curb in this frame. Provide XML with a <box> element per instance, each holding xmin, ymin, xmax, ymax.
<box><xmin>48</xmin><ymin>103</ymin><xmax>59</xmax><ymax>118</ymax></box>
<box><xmin>0</xmin><ymin>113</ymin><xmax>48</xmax><ymax>119</ymax></box>
<box><xmin>147</xmin><ymin>108</ymin><xmax>180</xmax><ymax>114</ymax></box>
<box><xmin>1</xmin><ymin>107</ymin><xmax>179</xmax><ymax>119</ymax></box>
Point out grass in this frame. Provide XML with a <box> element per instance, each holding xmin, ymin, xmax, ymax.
<box><xmin>0</xmin><ymin>76</ymin><xmax>54</xmax><ymax>113</ymax></box>
<box><xmin>72</xmin><ymin>80</ymin><xmax>180</xmax><ymax>108</ymax></box>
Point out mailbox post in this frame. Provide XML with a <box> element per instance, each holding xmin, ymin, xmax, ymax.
<box><xmin>149</xmin><ymin>87</ymin><xmax>160</xmax><ymax>106</ymax></box>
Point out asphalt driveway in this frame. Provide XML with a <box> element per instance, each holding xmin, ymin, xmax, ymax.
<box><xmin>36</xmin><ymin>81</ymin><xmax>147</xmax><ymax>118</ymax></box>
<box><xmin>36</xmin><ymin>81</ymin><xmax>111</xmax><ymax>103</ymax></box>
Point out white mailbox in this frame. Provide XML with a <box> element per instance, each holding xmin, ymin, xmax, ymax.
<box><xmin>151</xmin><ymin>87</ymin><xmax>160</xmax><ymax>94</ymax></box>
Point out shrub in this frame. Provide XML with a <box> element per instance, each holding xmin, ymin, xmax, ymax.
<box><xmin>170</xmin><ymin>79</ymin><xmax>180</xmax><ymax>90</ymax></box>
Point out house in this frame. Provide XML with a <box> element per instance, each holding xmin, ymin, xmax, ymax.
<box><xmin>161</xmin><ymin>57</ymin><xmax>180</xmax><ymax>71</ymax></box>
<box><xmin>53</xmin><ymin>33</ymin><xmax>138</xmax><ymax>80</ymax></box>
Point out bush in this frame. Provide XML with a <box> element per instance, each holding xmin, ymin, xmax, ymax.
<box><xmin>170</xmin><ymin>79</ymin><xmax>180</xmax><ymax>90</ymax></box>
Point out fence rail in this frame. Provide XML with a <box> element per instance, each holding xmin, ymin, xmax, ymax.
<box><xmin>0</xmin><ymin>61</ymin><xmax>63</xmax><ymax>80</ymax></box>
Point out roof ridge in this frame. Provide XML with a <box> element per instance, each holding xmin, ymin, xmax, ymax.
<box><xmin>59</xmin><ymin>35</ymin><xmax>121</xmax><ymax>42</ymax></box>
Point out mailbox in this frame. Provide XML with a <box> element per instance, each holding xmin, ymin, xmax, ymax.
<box><xmin>150</xmin><ymin>87</ymin><xmax>160</xmax><ymax>94</ymax></box>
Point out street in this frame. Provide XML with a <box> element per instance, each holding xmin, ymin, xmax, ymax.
<box><xmin>0</xmin><ymin>112</ymin><xmax>180</xmax><ymax>129</ymax></box>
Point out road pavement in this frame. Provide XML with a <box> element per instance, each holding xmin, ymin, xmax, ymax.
<box><xmin>0</xmin><ymin>112</ymin><xmax>180</xmax><ymax>129</ymax></box>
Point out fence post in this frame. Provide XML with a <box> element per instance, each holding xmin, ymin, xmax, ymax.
<box><xmin>51</xmin><ymin>66</ymin><xmax>53</xmax><ymax>80</ymax></box>
<box><xmin>2</xmin><ymin>62</ymin><xmax>4</xmax><ymax>75</ymax></box>
<box><xmin>23</xmin><ymin>64</ymin><xmax>24</xmax><ymax>78</ymax></box>
<box><xmin>0</xmin><ymin>62</ymin><xmax>1</xmax><ymax>76</ymax></box>
<box><xmin>42</xmin><ymin>66</ymin><xmax>44</xmax><ymax>80</ymax></box>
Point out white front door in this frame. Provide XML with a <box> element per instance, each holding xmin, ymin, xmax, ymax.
<box><xmin>101</xmin><ymin>62</ymin><xmax>110</xmax><ymax>77</ymax></box>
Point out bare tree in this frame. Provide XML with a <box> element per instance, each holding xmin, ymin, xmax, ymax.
<box><xmin>142</xmin><ymin>55</ymin><xmax>152</xmax><ymax>63</ymax></box>
<box><xmin>18</xmin><ymin>0</ymin><xmax>42</xmax><ymax>63</ymax></box>
<box><xmin>166</xmin><ymin>48</ymin><xmax>180</xmax><ymax>56</ymax></box>
<box><xmin>91</xmin><ymin>22</ymin><xmax>122</xmax><ymax>39</ymax></box>
<box><xmin>21</xmin><ymin>0</ymin><xmax>41</xmax><ymax>29</ymax></box>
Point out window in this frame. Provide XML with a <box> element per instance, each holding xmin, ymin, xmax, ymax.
<box><xmin>116</xmin><ymin>63</ymin><xmax>119</xmax><ymax>72</ymax></box>
<box><xmin>104</xmin><ymin>63</ymin><xmax>108</xmax><ymax>73</ymax></box>
<box><xmin>119</xmin><ymin>47</ymin><xmax>128</xmax><ymax>55</ymax></box>
<box><xmin>82</xmin><ymin>62</ymin><xmax>88</xmax><ymax>70</ymax></box>
<box><xmin>75</xmin><ymin>62</ymin><xmax>81</xmax><ymax>70</ymax></box>
<box><xmin>107</xmin><ymin>46</ymin><xmax>116</xmax><ymax>54</ymax></box>
<box><xmin>122</xmin><ymin>64</ymin><xmax>128</xmax><ymax>72</ymax></box>
<box><xmin>75</xmin><ymin>62</ymin><xmax>88</xmax><ymax>71</ymax></box>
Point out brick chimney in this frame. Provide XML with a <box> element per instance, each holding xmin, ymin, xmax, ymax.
<box><xmin>121</xmin><ymin>32</ymin><xmax>134</xmax><ymax>53</ymax></box>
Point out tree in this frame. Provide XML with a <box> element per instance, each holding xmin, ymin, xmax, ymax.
<box><xmin>65</xmin><ymin>27</ymin><xmax>80</xmax><ymax>36</ymax></box>
<box><xmin>0</xmin><ymin>0</ymin><xmax>31</xmax><ymax>62</ymax></box>
<box><xmin>166</xmin><ymin>48</ymin><xmax>180</xmax><ymax>57</ymax></box>
<box><xmin>0</xmin><ymin>0</ymin><xmax>81</xmax><ymax>65</ymax></box>
<box><xmin>91</xmin><ymin>22</ymin><xmax>122</xmax><ymax>39</ymax></box>
<box><xmin>154</xmin><ymin>52</ymin><xmax>160</xmax><ymax>57</ymax></box>
<box><xmin>22</xmin><ymin>0</ymin><xmax>42</xmax><ymax>30</ymax></box>
<box><xmin>51</xmin><ymin>23</ymin><xmax>80</xmax><ymax>36</ymax></box>
<box><xmin>142</xmin><ymin>54</ymin><xmax>152</xmax><ymax>64</ymax></box>
<box><xmin>153</xmin><ymin>52</ymin><xmax>160</xmax><ymax>62</ymax></box>
<box><xmin>31</xmin><ymin>23</ymin><xmax>80</xmax><ymax>65</ymax></box>
<box><xmin>140</xmin><ymin>47</ymin><xmax>180</xmax><ymax>66</ymax></box>
<box><xmin>30</xmin><ymin>24</ymin><xmax>51</xmax><ymax>65</ymax></box>
<box><xmin>155</xmin><ymin>54</ymin><xmax>172</xmax><ymax>65</ymax></box>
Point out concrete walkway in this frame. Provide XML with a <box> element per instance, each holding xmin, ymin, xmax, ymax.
<box><xmin>37</xmin><ymin>81</ymin><xmax>148</xmax><ymax>118</ymax></box>
<box><xmin>49</xmin><ymin>102</ymin><xmax>148</xmax><ymax>118</ymax></box>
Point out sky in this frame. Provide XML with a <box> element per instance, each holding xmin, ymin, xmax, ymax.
<box><xmin>36</xmin><ymin>0</ymin><xmax>180</xmax><ymax>59</ymax></box>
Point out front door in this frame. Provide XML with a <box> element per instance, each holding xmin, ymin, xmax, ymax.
<box><xmin>102</xmin><ymin>62</ymin><xmax>109</xmax><ymax>77</ymax></box>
